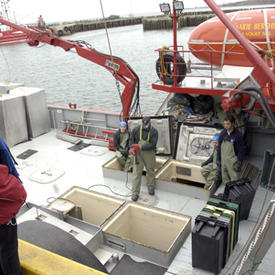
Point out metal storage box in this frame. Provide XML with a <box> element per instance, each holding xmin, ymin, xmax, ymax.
<box><xmin>10</xmin><ymin>87</ymin><xmax>51</xmax><ymax>138</ymax></box>
<box><xmin>17</xmin><ymin>203</ymin><xmax>102</xmax><ymax>253</ymax></box>
<box><xmin>102</xmin><ymin>156</ymin><xmax>168</xmax><ymax>182</ymax></box>
<box><xmin>50</xmin><ymin>186</ymin><xmax>126</xmax><ymax>227</ymax></box>
<box><xmin>0</xmin><ymin>93</ymin><xmax>28</xmax><ymax>147</ymax></box>
<box><xmin>155</xmin><ymin>159</ymin><xmax>218</xmax><ymax>200</ymax></box>
<box><xmin>103</xmin><ymin>202</ymin><xmax>191</xmax><ymax>267</ymax></box>
<box><xmin>0</xmin><ymin>82</ymin><xmax>23</xmax><ymax>93</ymax></box>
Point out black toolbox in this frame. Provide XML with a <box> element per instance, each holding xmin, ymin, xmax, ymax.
<box><xmin>199</xmin><ymin>210</ymin><xmax>231</xmax><ymax>267</ymax></box>
<box><xmin>224</xmin><ymin>177</ymin><xmax>255</xmax><ymax>220</ymax></box>
<box><xmin>192</xmin><ymin>213</ymin><xmax>229</xmax><ymax>274</ymax></box>
<box><xmin>202</xmin><ymin>205</ymin><xmax>234</xmax><ymax>258</ymax></box>
<box><xmin>207</xmin><ymin>196</ymin><xmax>240</xmax><ymax>246</ymax></box>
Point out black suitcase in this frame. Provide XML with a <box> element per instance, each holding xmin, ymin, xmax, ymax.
<box><xmin>202</xmin><ymin>205</ymin><xmax>234</xmax><ymax>257</ymax></box>
<box><xmin>199</xmin><ymin>210</ymin><xmax>231</xmax><ymax>267</ymax></box>
<box><xmin>207</xmin><ymin>196</ymin><xmax>240</xmax><ymax>246</ymax></box>
<box><xmin>192</xmin><ymin>214</ymin><xmax>229</xmax><ymax>274</ymax></box>
<box><xmin>224</xmin><ymin>177</ymin><xmax>255</xmax><ymax>220</ymax></box>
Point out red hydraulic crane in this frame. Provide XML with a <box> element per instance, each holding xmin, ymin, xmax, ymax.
<box><xmin>0</xmin><ymin>17</ymin><xmax>140</xmax><ymax>120</ymax></box>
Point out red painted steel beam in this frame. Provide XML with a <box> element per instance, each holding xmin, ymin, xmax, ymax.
<box><xmin>152</xmin><ymin>83</ymin><xmax>227</xmax><ymax>96</ymax></box>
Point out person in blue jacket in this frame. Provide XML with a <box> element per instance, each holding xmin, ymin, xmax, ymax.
<box><xmin>0</xmin><ymin>136</ymin><xmax>22</xmax><ymax>275</ymax></box>
<box><xmin>0</xmin><ymin>137</ymin><xmax>19</xmax><ymax>179</ymax></box>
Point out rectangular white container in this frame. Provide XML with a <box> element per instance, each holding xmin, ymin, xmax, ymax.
<box><xmin>103</xmin><ymin>202</ymin><xmax>191</xmax><ymax>267</ymax></box>
<box><xmin>155</xmin><ymin>159</ymin><xmax>219</xmax><ymax>200</ymax></box>
<box><xmin>52</xmin><ymin>186</ymin><xmax>126</xmax><ymax>227</ymax></box>
<box><xmin>10</xmin><ymin>87</ymin><xmax>51</xmax><ymax>138</ymax></box>
<box><xmin>0</xmin><ymin>94</ymin><xmax>28</xmax><ymax>147</ymax></box>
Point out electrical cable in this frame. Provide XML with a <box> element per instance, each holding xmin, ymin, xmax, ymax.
<box><xmin>99</xmin><ymin>0</ymin><xmax>141</xmax><ymax>118</ymax></box>
<box><xmin>68</xmin><ymin>35</ymin><xmax>141</xmax><ymax>116</ymax></box>
<box><xmin>88</xmin><ymin>184</ymin><xmax>131</xmax><ymax>197</ymax></box>
<box><xmin>88</xmin><ymin>166</ymin><xmax>132</xmax><ymax>198</ymax></box>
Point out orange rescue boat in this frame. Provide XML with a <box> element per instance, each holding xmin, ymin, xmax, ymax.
<box><xmin>188</xmin><ymin>9</ymin><xmax>275</xmax><ymax>67</ymax></box>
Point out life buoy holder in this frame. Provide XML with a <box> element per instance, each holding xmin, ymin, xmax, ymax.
<box><xmin>156</xmin><ymin>52</ymin><xmax>187</xmax><ymax>85</ymax></box>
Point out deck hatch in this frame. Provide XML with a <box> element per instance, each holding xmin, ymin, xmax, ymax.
<box><xmin>51</xmin><ymin>186</ymin><xmax>126</xmax><ymax>227</ymax></box>
<box><xmin>102</xmin><ymin>202</ymin><xmax>191</xmax><ymax>266</ymax></box>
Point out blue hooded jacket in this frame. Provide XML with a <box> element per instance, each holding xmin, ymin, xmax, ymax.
<box><xmin>0</xmin><ymin>137</ymin><xmax>19</xmax><ymax>179</ymax></box>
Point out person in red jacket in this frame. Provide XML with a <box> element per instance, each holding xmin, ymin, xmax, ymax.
<box><xmin>0</xmin><ymin>164</ymin><xmax>27</xmax><ymax>275</ymax></box>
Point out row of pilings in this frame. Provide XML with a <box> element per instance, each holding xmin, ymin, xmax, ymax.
<box><xmin>48</xmin><ymin>13</ymin><xmax>214</xmax><ymax>37</ymax></box>
<box><xmin>142</xmin><ymin>14</ymin><xmax>214</xmax><ymax>31</ymax></box>
<box><xmin>49</xmin><ymin>17</ymin><xmax>143</xmax><ymax>36</ymax></box>
<box><xmin>72</xmin><ymin>17</ymin><xmax>142</xmax><ymax>32</ymax></box>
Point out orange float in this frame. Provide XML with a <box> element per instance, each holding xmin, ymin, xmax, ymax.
<box><xmin>188</xmin><ymin>9</ymin><xmax>275</xmax><ymax>67</ymax></box>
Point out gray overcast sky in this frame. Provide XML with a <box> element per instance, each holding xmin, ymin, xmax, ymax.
<box><xmin>8</xmin><ymin>0</ymin><xmax>241</xmax><ymax>24</ymax></box>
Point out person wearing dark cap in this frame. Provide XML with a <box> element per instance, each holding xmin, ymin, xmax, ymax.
<box><xmin>216</xmin><ymin>114</ymin><xmax>244</xmax><ymax>184</ymax></box>
<box><xmin>130</xmin><ymin>117</ymin><xmax>158</xmax><ymax>201</ymax></box>
<box><xmin>113</xmin><ymin>121</ymin><xmax>133</xmax><ymax>172</ymax></box>
<box><xmin>201</xmin><ymin>135</ymin><xmax>220</xmax><ymax>189</ymax></box>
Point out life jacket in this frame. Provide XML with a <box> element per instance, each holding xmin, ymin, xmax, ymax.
<box><xmin>0</xmin><ymin>164</ymin><xmax>27</xmax><ymax>225</ymax></box>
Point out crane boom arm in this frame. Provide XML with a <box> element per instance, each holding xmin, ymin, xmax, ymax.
<box><xmin>0</xmin><ymin>17</ymin><xmax>139</xmax><ymax>119</ymax></box>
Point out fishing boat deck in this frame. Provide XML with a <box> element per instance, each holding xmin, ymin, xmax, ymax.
<box><xmin>11</xmin><ymin>129</ymin><xmax>275</xmax><ymax>274</ymax></box>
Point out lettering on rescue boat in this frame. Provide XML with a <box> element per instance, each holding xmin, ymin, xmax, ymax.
<box><xmin>188</xmin><ymin>9</ymin><xmax>275</xmax><ymax>67</ymax></box>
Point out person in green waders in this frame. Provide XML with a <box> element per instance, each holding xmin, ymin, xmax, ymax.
<box><xmin>130</xmin><ymin>117</ymin><xmax>158</xmax><ymax>202</ymax></box>
<box><xmin>201</xmin><ymin>135</ymin><xmax>219</xmax><ymax>189</ymax></box>
<box><xmin>113</xmin><ymin>121</ymin><xmax>133</xmax><ymax>172</ymax></box>
<box><xmin>216</xmin><ymin>114</ymin><xmax>244</xmax><ymax>185</ymax></box>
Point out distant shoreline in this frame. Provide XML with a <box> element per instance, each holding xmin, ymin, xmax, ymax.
<box><xmin>222</xmin><ymin>0</ymin><xmax>275</xmax><ymax>7</ymax></box>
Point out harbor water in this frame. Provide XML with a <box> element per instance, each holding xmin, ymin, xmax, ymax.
<box><xmin>0</xmin><ymin>24</ymin><xmax>194</xmax><ymax>114</ymax></box>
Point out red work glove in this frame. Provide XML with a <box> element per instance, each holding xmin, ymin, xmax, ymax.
<box><xmin>130</xmin><ymin>148</ymin><xmax>136</xmax><ymax>156</ymax></box>
<box><xmin>132</xmin><ymin>144</ymin><xmax>141</xmax><ymax>151</ymax></box>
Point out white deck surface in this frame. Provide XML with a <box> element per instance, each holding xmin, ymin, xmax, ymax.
<box><xmin>11</xmin><ymin>130</ymin><xmax>275</xmax><ymax>274</ymax></box>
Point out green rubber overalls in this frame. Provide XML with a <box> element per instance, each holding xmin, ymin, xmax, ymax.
<box><xmin>201</xmin><ymin>150</ymin><xmax>217</xmax><ymax>189</ymax></box>
<box><xmin>221</xmin><ymin>139</ymin><xmax>240</xmax><ymax>184</ymax></box>
<box><xmin>132</xmin><ymin>126</ymin><xmax>156</xmax><ymax>195</ymax></box>
<box><xmin>115</xmin><ymin>132</ymin><xmax>133</xmax><ymax>172</ymax></box>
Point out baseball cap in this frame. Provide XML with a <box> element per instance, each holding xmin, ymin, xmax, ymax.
<box><xmin>120</xmin><ymin>121</ymin><xmax>127</xmax><ymax>127</ymax></box>
<box><xmin>212</xmin><ymin>135</ymin><xmax>219</xmax><ymax>141</ymax></box>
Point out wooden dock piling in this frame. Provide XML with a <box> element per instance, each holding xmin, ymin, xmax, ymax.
<box><xmin>143</xmin><ymin>14</ymin><xmax>214</xmax><ymax>31</ymax></box>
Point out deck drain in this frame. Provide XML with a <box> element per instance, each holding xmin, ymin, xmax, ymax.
<box><xmin>80</xmin><ymin>147</ymin><xmax>106</xmax><ymax>156</ymax></box>
<box><xmin>68</xmin><ymin>142</ymin><xmax>91</xmax><ymax>152</ymax></box>
<box><xmin>17</xmin><ymin>149</ymin><xmax>38</xmax><ymax>160</ymax></box>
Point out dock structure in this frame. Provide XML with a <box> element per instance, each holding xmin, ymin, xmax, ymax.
<box><xmin>143</xmin><ymin>14</ymin><xmax>214</xmax><ymax>31</ymax></box>
<box><xmin>143</xmin><ymin>3</ymin><xmax>275</xmax><ymax>30</ymax></box>
<box><xmin>48</xmin><ymin>17</ymin><xmax>142</xmax><ymax>36</ymax></box>
<box><xmin>47</xmin><ymin>3</ymin><xmax>275</xmax><ymax>35</ymax></box>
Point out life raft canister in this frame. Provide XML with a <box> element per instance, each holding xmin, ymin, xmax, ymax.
<box><xmin>156</xmin><ymin>52</ymin><xmax>187</xmax><ymax>85</ymax></box>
